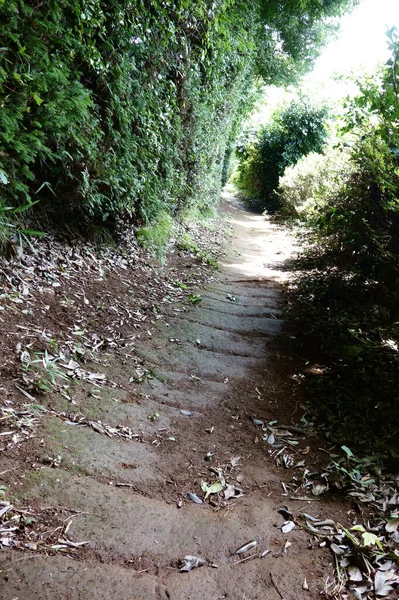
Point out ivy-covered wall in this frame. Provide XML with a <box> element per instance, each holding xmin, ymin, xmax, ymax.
<box><xmin>0</xmin><ymin>0</ymin><xmax>357</xmax><ymax>229</ymax></box>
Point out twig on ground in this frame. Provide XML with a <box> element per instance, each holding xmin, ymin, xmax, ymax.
<box><xmin>234</xmin><ymin>553</ymin><xmax>257</xmax><ymax>565</ymax></box>
<box><xmin>115</xmin><ymin>482</ymin><xmax>135</xmax><ymax>488</ymax></box>
<box><xmin>0</xmin><ymin>466</ymin><xmax>18</xmax><ymax>476</ymax></box>
<box><xmin>289</xmin><ymin>496</ymin><xmax>320</xmax><ymax>501</ymax></box>
<box><xmin>270</xmin><ymin>571</ymin><xmax>286</xmax><ymax>600</ymax></box>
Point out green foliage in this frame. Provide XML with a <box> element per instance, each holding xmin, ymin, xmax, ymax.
<box><xmin>136</xmin><ymin>212</ymin><xmax>175</xmax><ymax>262</ymax></box>
<box><xmin>257</xmin><ymin>0</ymin><xmax>360</xmax><ymax>85</ymax></box>
<box><xmin>188</xmin><ymin>293</ymin><xmax>202</xmax><ymax>304</ymax></box>
<box><xmin>0</xmin><ymin>193</ymin><xmax>45</xmax><ymax>255</ymax></box>
<box><xmin>22</xmin><ymin>350</ymin><xmax>69</xmax><ymax>393</ymax></box>
<box><xmin>235</xmin><ymin>99</ymin><xmax>328</xmax><ymax>211</ymax></box>
<box><xmin>288</xmin><ymin>28</ymin><xmax>399</xmax><ymax>455</ymax></box>
<box><xmin>277</xmin><ymin>146</ymin><xmax>354</xmax><ymax>218</ymax></box>
<box><xmin>177</xmin><ymin>233</ymin><xmax>218</xmax><ymax>266</ymax></box>
<box><xmin>0</xmin><ymin>0</ymin><xmax>355</xmax><ymax>238</ymax></box>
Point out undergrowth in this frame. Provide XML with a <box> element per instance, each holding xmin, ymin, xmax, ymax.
<box><xmin>284</xmin><ymin>30</ymin><xmax>399</xmax><ymax>458</ymax></box>
<box><xmin>136</xmin><ymin>212</ymin><xmax>175</xmax><ymax>261</ymax></box>
<box><xmin>288</xmin><ymin>265</ymin><xmax>399</xmax><ymax>456</ymax></box>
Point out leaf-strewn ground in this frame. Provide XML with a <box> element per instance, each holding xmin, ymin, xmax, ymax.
<box><xmin>0</xmin><ymin>193</ymin><xmax>397</xmax><ymax>600</ymax></box>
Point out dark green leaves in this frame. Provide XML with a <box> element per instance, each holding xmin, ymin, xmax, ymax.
<box><xmin>235</xmin><ymin>98</ymin><xmax>328</xmax><ymax>211</ymax></box>
<box><xmin>0</xmin><ymin>0</ymin><xmax>355</xmax><ymax>237</ymax></box>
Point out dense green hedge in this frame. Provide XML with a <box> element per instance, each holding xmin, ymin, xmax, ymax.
<box><xmin>0</xmin><ymin>0</ymin><xmax>357</xmax><ymax>230</ymax></box>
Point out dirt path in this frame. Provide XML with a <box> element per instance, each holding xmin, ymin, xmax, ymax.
<box><xmin>0</xmin><ymin>193</ymin><xmax>344</xmax><ymax>599</ymax></box>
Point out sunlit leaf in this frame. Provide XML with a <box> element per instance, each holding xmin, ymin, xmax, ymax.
<box><xmin>361</xmin><ymin>532</ymin><xmax>382</xmax><ymax>549</ymax></box>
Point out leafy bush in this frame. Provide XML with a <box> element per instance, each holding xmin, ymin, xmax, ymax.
<box><xmin>288</xmin><ymin>28</ymin><xmax>399</xmax><ymax>455</ymax></box>
<box><xmin>277</xmin><ymin>146</ymin><xmax>353</xmax><ymax>218</ymax></box>
<box><xmin>235</xmin><ymin>98</ymin><xmax>328</xmax><ymax>211</ymax></box>
<box><xmin>0</xmin><ymin>0</ymin><xmax>252</xmax><ymax>228</ymax></box>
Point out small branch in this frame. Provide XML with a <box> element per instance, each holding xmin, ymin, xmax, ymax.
<box><xmin>270</xmin><ymin>572</ymin><xmax>285</xmax><ymax>600</ymax></box>
<box><xmin>289</xmin><ymin>496</ymin><xmax>321</xmax><ymax>501</ymax></box>
<box><xmin>62</xmin><ymin>511</ymin><xmax>101</xmax><ymax>523</ymax></box>
<box><xmin>234</xmin><ymin>553</ymin><xmax>257</xmax><ymax>565</ymax></box>
<box><xmin>0</xmin><ymin>466</ymin><xmax>18</xmax><ymax>476</ymax></box>
<box><xmin>115</xmin><ymin>482</ymin><xmax>135</xmax><ymax>488</ymax></box>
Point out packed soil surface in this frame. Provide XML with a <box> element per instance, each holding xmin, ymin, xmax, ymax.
<box><xmin>0</xmin><ymin>192</ymin><xmax>356</xmax><ymax>600</ymax></box>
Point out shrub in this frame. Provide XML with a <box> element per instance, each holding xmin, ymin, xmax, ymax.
<box><xmin>288</xmin><ymin>29</ymin><xmax>399</xmax><ymax>455</ymax></box>
<box><xmin>0</xmin><ymin>0</ymin><xmax>259</xmax><ymax>230</ymax></box>
<box><xmin>235</xmin><ymin>98</ymin><xmax>328</xmax><ymax>211</ymax></box>
<box><xmin>277</xmin><ymin>146</ymin><xmax>353</xmax><ymax>218</ymax></box>
<box><xmin>0</xmin><ymin>0</ymin><xmax>356</xmax><ymax>239</ymax></box>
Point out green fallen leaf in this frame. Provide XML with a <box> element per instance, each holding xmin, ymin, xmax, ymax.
<box><xmin>362</xmin><ymin>532</ymin><xmax>382</xmax><ymax>549</ymax></box>
<box><xmin>351</xmin><ymin>524</ymin><xmax>366</xmax><ymax>532</ymax></box>
<box><xmin>205</xmin><ymin>481</ymin><xmax>223</xmax><ymax>499</ymax></box>
<box><xmin>201</xmin><ymin>480</ymin><xmax>223</xmax><ymax>499</ymax></box>
<box><xmin>341</xmin><ymin>445</ymin><xmax>354</xmax><ymax>458</ymax></box>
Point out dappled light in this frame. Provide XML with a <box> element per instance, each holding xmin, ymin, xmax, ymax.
<box><xmin>219</xmin><ymin>191</ymin><xmax>295</xmax><ymax>283</ymax></box>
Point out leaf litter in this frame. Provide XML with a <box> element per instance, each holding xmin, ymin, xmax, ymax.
<box><xmin>184</xmin><ymin>452</ymin><xmax>247</xmax><ymax>509</ymax></box>
<box><xmin>282</xmin><ymin>447</ymin><xmax>399</xmax><ymax>600</ymax></box>
<box><xmin>272</xmin><ymin>497</ymin><xmax>399</xmax><ymax>597</ymax></box>
<box><xmin>0</xmin><ymin>501</ymin><xmax>92</xmax><ymax>555</ymax></box>
<box><xmin>269</xmin><ymin>431</ymin><xmax>399</xmax><ymax>597</ymax></box>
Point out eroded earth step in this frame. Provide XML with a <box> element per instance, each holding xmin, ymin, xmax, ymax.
<box><xmin>148</xmin><ymin>320</ymin><xmax>269</xmax><ymax>358</ymax></box>
<box><xmin>199</xmin><ymin>294</ymin><xmax>283</xmax><ymax>318</ymax></box>
<box><xmin>206</xmin><ymin>281</ymin><xmax>282</xmax><ymax>299</ymax></box>
<box><xmin>136</xmin><ymin>343</ymin><xmax>263</xmax><ymax>381</ymax></box>
<box><xmin>201</xmin><ymin>292</ymin><xmax>282</xmax><ymax>313</ymax></box>
<box><xmin>0</xmin><ymin>196</ymin><xmax>327</xmax><ymax>600</ymax></box>
<box><xmin>2</xmin><ymin>469</ymin><xmax>325</xmax><ymax>600</ymax></box>
<box><xmin>173</xmin><ymin>309</ymin><xmax>282</xmax><ymax>336</ymax></box>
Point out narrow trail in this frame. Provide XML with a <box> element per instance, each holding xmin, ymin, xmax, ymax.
<box><xmin>1</xmin><ymin>194</ymin><xmax>339</xmax><ymax>600</ymax></box>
